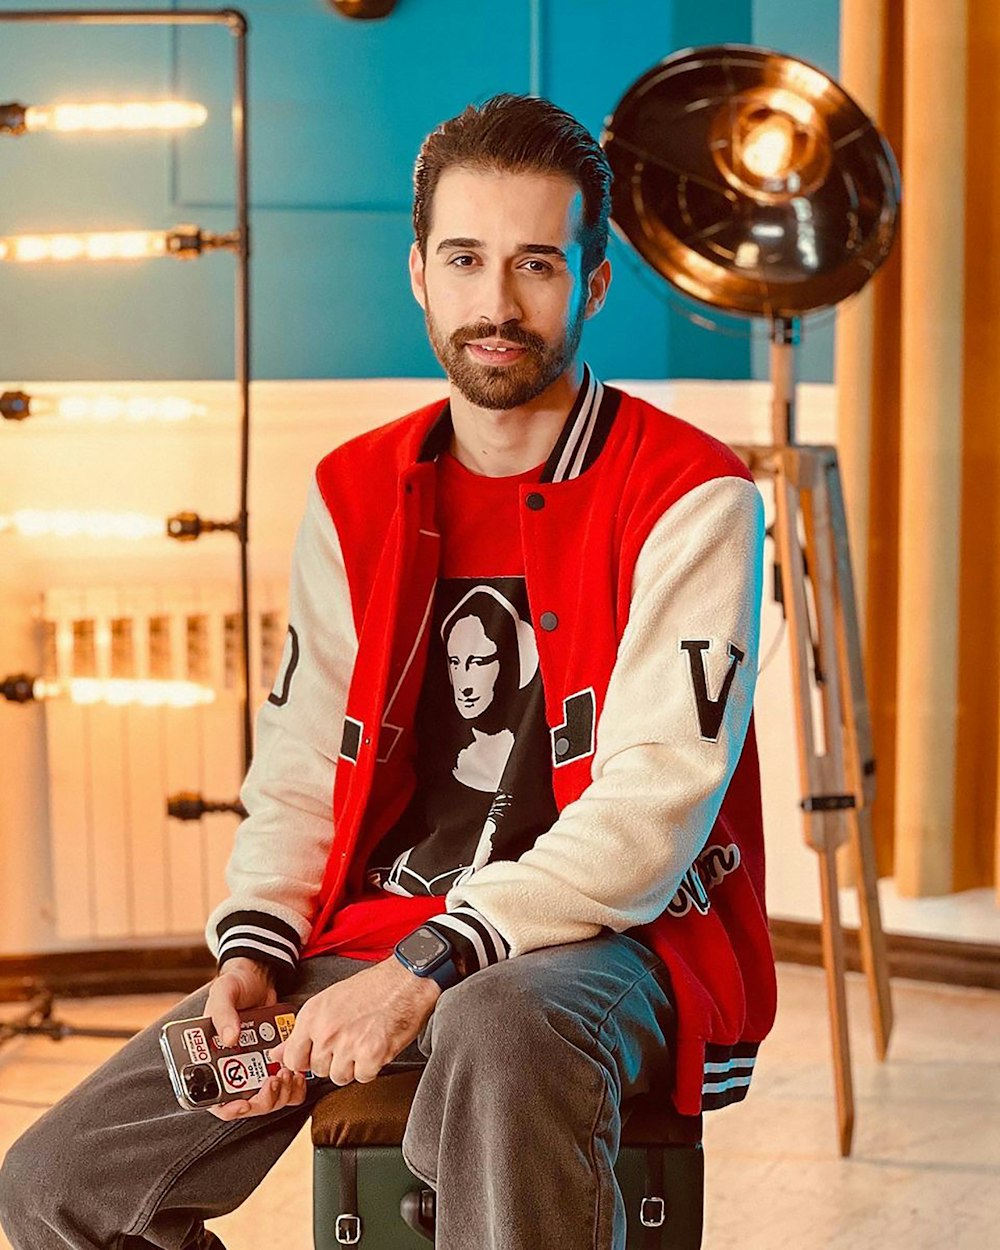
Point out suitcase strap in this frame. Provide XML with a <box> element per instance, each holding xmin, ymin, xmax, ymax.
<box><xmin>641</xmin><ymin>1147</ymin><xmax>667</xmax><ymax>1248</ymax></box>
<box><xmin>335</xmin><ymin>1148</ymin><xmax>362</xmax><ymax>1245</ymax></box>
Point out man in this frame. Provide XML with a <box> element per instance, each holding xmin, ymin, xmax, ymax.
<box><xmin>0</xmin><ymin>94</ymin><xmax>776</xmax><ymax>1250</ymax></box>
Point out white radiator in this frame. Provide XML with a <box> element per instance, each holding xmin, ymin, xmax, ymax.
<box><xmin>40</xmin><ymin>584</ymin><xmax>284</xmax><ymax>942</ymax></box>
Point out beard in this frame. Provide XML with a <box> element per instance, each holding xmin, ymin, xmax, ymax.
<box><xmin>423</xmin><ymin>300</ymin><xmax>587</xmax><ymax>411</ymax></box>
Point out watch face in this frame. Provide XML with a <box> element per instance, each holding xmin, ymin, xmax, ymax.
<box><xmin>400</xmin><ymin>928</ymin><xmax>449</xmax><ymax>970</ymax></box>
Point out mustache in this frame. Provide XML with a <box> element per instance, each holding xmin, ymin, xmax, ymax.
<box><xmin>451</xmin><ymin>321</ymin><xmax>545</xmax><ymax>352</ymax></box>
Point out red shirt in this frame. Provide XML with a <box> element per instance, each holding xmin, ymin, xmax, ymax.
<box><xmin>310</xmin><ymin>449</ymin><xmax>545</xmax><ymax>962</ymax></box>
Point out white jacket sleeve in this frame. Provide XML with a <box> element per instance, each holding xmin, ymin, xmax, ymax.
<box><xmin>204</xmin><ymin>476</ymin><xmax>357</xmax><ymax>986</ymax></box>
<box><xmin>443</xmin><ymin>474</ymin><xmax>765</xmax><ymax>958</ymax></box>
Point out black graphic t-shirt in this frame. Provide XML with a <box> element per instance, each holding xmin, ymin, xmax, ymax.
<box><xmin>365</xmin><ymin>450</ymin><xmax>559</xmax><ymax>897</ymax></box>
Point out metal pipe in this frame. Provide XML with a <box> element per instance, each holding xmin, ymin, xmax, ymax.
<box><xmin>0</xmin><ymin>10</ymin><xmax>243</xmax><ymax>26</ymax></box>
<box><xmin>1</xmin><ymin>7</ymin><xmax>255</xmax><ymax>778</ymax></box>
<box><xmin>769</xmin><ymin>316</ymin><xmax>801</xmax><ymax>447</ymax></box>
<box><xmin>231</xmin><ymin>14</ymin><xmax>253</xmax><ymax>777</ymax></box>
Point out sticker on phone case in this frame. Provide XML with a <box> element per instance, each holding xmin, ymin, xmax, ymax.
<box><xmin>274</xmin><ymin>1013</ymin><xmax>296</xmax><ymax>1042</ymax></box>
<box><xmin>219</xmin><ymin>1052</ymin><xmax>269</xmax><ymax>1094</ymax></box>
<box><xmin>211</xmin><ymin>1024</ymin><xmax>259</xmax><ymax>1050</ymax></box>
<box><xmin>258</xmin><ymin>1020</ymin><xmax>277</xmax><ymax>1043</ymax></box>
<box><xmin>183</xmin><ymin>1027</ymin><xmax>211</xmax><ymax>1064</ymax></box>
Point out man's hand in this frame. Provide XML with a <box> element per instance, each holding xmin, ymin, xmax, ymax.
<box><xmin>204</xmin><ymin>956</ymin><xmax>307</xmax><ymax>1122</ymax></box>
<box><xmin>270</xmin><ymin>955</ymin><xmax>441</xmax><ymax>1085</ymax></box>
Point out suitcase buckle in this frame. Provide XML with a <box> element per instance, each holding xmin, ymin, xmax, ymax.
<box><xmin>640</xmin><ymin>1195</ymin><xmax>666</xmax><ymax>1227</ymax></box>
<box><xmin>335</xmin><ymin>1213</ymin><xmax>362</xmax><ymax>1244</ymax></box>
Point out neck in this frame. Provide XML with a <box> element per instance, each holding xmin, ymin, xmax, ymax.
<box><xmin>447</xmin><ymin>362</ymin><xmax>584</xmax><ymax>477</ymax></box>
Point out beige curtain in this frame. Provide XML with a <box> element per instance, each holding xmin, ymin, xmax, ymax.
<box><xmin>837</xmin><ymin>0</ymin><xmax>1000</xmax><ymax>899</ymax></box>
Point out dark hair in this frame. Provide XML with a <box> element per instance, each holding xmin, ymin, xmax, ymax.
<box><xmin>413</xmin><ymin>93</ymin><xmax>612</xmax><ymax>279</ymax></box>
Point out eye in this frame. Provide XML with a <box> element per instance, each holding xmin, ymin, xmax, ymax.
<box><xmin>522</xmin><ymin>259</ymin><xmax>552</xmax><ymax>273</ymax></box>
<box><xmin>447</xmin><ymin>254</ymin><xmax>477</xmax><ymax>268</ymax></box>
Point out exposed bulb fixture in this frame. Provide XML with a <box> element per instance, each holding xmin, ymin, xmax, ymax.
<box><xmin>0</xmin><ymin>509</ymin><xmax>166</xmax><ymax>541</ymax></box>
<box><xmin>0</xmin><ymin>100</ymin><xmax>207</xmax><ymax>135</ymax></box>
<box><xmin>2</xmin><ymin>674</ymin><xmax>215</xmax><ymax>708</ymax></box>
<box><xmin>0</xmin><ymin>225</ymin><xmax>240</xmax><ymax>264</ymax></box>
<box><xmin>1</xmin><ymin>391</ymin><xmax>205</xmax><ymax>423</ymax></box>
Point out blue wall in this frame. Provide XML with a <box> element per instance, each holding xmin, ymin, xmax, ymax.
<box><xmin>1</xmin><ymin>0</ymin><xmax>839</xmax><ymax>384</ymax></box>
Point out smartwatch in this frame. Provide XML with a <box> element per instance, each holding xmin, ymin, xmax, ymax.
<box><xmin>394</xmin><ymin>925</ymin><xmax>462</xmax><ymax>991</ymax></box>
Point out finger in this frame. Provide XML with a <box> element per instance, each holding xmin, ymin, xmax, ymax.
<box><xmin>275</xmin><ymin>1068</ymin><xmax>309</xmax><ymax>1110</ymax></box>
<box><xmin>268</xmin><ymin>1041</ymin><xmax>285</xmax><ymax>1065</ymax></box>
<box><xmin>206</xmin><ymin>982</ymin><xmax>242</xmax><ymax>1049</ymax></box>
<box><xmin>232</xmin><ymin>1076</ymin><xmax>283</xmax><ymax>1118</ymax></box>
<box><xmin>279</xmin><ymin>1030</ymin><xmax>314</xmax><ymax>1076</ymax></box>
<box><xmin>286</xmin><ymin>1073</ymin><xmax>308</xmax><ymax>1105</ymax></box>
<box><xmin>328</xmin><ymin>1059</ymin><xmax>356</xmax><ymax>1087</ymax></box>
<box><xmin>208</xmin><ymin>1098</ymin><xmax>252</xmax><ymax>1121</ymax></box>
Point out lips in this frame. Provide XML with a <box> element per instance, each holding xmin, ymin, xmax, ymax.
<box><xmin>465</xmin><ymin>342</ymin><xmax>527</xmax><ymax>365</ymax></box>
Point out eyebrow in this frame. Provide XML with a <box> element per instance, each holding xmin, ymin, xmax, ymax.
<box><xmin>435</xmin><ymin>237</ymin><xmax>568</xmax><ymax>261</ymax></box>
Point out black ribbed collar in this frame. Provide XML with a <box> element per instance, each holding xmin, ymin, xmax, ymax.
<box><xmin>416</xmin><ymin>363</ymin><xmax>621</xmax><ymax>483</ymax></box>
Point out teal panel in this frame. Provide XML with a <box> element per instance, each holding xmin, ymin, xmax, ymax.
<box><xmin>0</xmin><ymin>0</ymin><xmax>843</xmax><ymax>382</ymax></box>
<box><xmin>252</xmin><ymin>209</ymin><xmax>428</xmax><ymax>379</ymax></box>
<box><xmin>668</xmin><ymin>1</ymin><xmax>755</xmax><ymax>381</ymax></box>
<box><xmin>172</xmin><ymin>0</ymin><xmax>534</xmax><ymax>211</ymax></box>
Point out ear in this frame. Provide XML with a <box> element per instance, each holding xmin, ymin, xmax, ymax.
<box><xmin>409</xmin><ymin>241</ymin><xmax>427</xmax><ymax>308</ymax></box>
<box><xmin>584</xmin><ymin>258</ymin><xmax>611</xmax><ymax>320</ymax></box>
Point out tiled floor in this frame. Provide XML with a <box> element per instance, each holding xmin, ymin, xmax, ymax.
<box><xmin>0</xmin><ymin>963</ymin><xmax>997</xmax><ymax>1249</ymax></box>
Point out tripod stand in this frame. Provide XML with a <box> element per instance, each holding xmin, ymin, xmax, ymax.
<box><xmin>0</xmin><ymin>986</ymin><xmax>136</xmax><ymax>1052</ymax></box>
<box><xmin>732</xmin><ymin>318</ymin><xmax>894</xmax><ymax>1157</ymax></box>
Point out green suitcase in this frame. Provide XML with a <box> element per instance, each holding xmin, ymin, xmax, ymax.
<box><xmin>311</xmin><ymin>1067</ymin><xmax>704</xmax><ymax>1248</ymax></box>
<box><xmin>313</xmin><ymin>1135</ymin><xmax>704</xmax><ymax>1247</ymax></box>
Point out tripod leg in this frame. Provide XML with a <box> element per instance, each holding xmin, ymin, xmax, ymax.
<box><xmin>818</xmin><ymin>841</ymin><xmax>855</xmax><ymax>1157</ymax></box>
<box><xmin>825</xmin><ymin>453</ymin><xmax>894</xmax><ymax>1060</ymax></box>
<box><xmin>773</xmin><ymin>453</ymin><xmax>856</xmax><ymax>1155</ymax></box>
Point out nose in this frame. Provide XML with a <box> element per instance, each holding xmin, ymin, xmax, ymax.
<box><xmin>476</xmin><ymin>263</ymin><xmax>523</xmax><ymax>328</ymax></box>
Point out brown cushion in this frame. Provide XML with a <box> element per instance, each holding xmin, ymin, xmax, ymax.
<box><xmin>312</xmin><ymin>1069</ymin><xmax>422</xmax><ymax>1148</ymax></box>
<box><xmin>311</xmin><ymin>1069</ymin><xmax>702</xmax><ymax>1150</ymax></box>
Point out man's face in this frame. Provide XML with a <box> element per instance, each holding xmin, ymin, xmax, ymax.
<box><xmin>446</xmin><ymin>614</ymin><xmax>500</xmax><ymax>720</ymax></box>
<box><xmin>409</xmin><ymin>166</ymin><xmax>610</xmax><ymax>411</ymax></box>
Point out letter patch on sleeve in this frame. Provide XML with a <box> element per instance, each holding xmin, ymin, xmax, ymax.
<box><xmin>550</xmin><ymin>688</ymin><xmax>596</xmax><ymax>767</ymax></box>
<box><xmin>267</xmin><ymin>624</ymin><xmax>300</xmax><ymax>707</ymax></box>
<box><xmin>680</xmin><ymin>640</ymin><xmax>745</xmax><ymax>742</ymax></box>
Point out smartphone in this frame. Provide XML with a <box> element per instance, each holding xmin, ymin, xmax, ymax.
<box><xmin>159</xmin><ymin>1001</ymin><xmax>313</xmax><ymax>1111</ymax></box>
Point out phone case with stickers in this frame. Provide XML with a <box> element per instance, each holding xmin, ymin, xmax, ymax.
<box><xmin>159</xmin><ymin>1001</ymin><xmax>310</xmax><ymax>1111</ymax></box>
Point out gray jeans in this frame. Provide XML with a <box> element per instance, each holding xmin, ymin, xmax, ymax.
<box><xmin>0</xmin><ymin>932</ymin><xmax>676</xmax><ymax>1250</ymax></box>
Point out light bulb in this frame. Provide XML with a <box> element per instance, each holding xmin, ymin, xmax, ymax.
<box><xmin>55</xmin><ymin>395</ymin><xmax>205</xmax><ymax>423</ymax></box>
<box><xmin>740</xmin><ymin>114</ymin><xmax>797</xmax><ymax>181</ymax></box>
<box><xmin>34</xmin><ymin>678</ymin><xmax>216</xmax><ymax>708</ymax></box>
<box><xmin>0</xmin><ymin>509</ymin><xmax>166</xmax><ymax>541</ymax></box>
<box><xmin>23</xmin><ymin>101</ymin><xmax>207</xmax><ymax>133</ymax></box>
<box><xmin>0</xmin><ymin>230</ymin><xmax>168</xmax><ymax>263</ymax></box>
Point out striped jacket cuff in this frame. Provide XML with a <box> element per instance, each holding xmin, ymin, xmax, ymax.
<box><xmin>700</xmin><ymin>1041</ymin><xmax>759</xmax><ymax>1110</ymax></box>
<box><xmin>216</xmin><ymin>910</ymin><xmax>301</xmax><ymax>994</ymax></box>
<box><xmin>420</xmin><ymin>907</ymin><xmax>510</xmax><ymax>980</ymax></box>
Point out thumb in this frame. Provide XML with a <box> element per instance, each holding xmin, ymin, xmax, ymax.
<box><xmin>208</xmin><ymin>987</ymin><xmax>242</xmax><ymax>1050</ymax></box>
<box><xmin>268</xmin><ymin>1040</ymin><xmax>285</xmax><ymax>1065</ymax></box>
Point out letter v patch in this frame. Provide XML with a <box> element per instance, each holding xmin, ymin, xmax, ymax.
<box><xmin>680</xmin><ymin>640</ymin><xmax>745</xmax><ymax>742</ymax></box>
